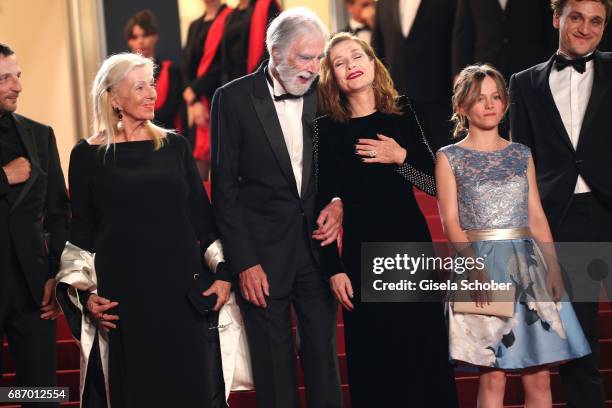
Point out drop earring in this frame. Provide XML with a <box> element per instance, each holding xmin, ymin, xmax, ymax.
<box><xmin>114</xmin><ymin>107</ymin><xmax>124</xmax><ymax>131</ymax></box>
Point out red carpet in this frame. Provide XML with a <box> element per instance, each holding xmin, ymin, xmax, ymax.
<box><xmin>2</xmin><ymin>189</ymin><xmax>611</xmax><ymax>407</ymax></box>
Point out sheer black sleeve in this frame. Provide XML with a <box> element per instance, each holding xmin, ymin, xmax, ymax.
<box><xmin>395</xmin><ymin>98</ymin><xmax>437</xmax><ymax>196</ymax></box>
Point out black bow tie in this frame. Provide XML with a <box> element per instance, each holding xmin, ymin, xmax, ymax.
<box><xmin>273</xmin><ymin>93</ymin><xmax>302</xmax><ymax>102</ymax></box>
<box><xmin>353</xmin><ymin>26</ymin><xmax>370</xmax><ymax>35</ymax></box>
<box><xmin>555</xmin><ymin>53</ymin><xmax>594</xmax><ymax>74</ymax></box>
<box><xmin>265</xmin><ymin>68</ymin><xmax>303</xmax><ymax>102</ymax></box>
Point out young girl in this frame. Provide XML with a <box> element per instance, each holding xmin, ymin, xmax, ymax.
<box><xmin>436</xmin><ymin>64</ymin><xmax>591</xmax><ymax>407</ymax></box>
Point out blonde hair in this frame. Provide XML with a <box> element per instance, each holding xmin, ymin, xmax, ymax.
<box><xmin>451</xmin><ymin>64</ymin><xmax>508</xmax><ymax>139</ymax></box>
<box><xmin>318</xmin><ymin>33</ymin><xmax>400</xmax><ymax>123</ymax></box>
<box><xmin>92</xmin><ymin>52</ymin><xmax>167</xmax><ymax>151</ymax></box>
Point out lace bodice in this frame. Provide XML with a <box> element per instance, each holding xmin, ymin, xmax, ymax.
<box><xmin>438</xmin><ymin>142</ymin><xmax>532</xmax><ymax>230</ymax></box>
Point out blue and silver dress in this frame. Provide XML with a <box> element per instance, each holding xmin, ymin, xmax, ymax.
<box><xmin>438</xmin><ymin>142</ymin><xmax>591</xmax><ymax>369</ymax></box>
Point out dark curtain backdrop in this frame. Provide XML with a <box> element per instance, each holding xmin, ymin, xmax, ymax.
<box><xmin>102</xmin><ymin>0</ymin><xmax>182</xmax><ymax>62</ymax></box>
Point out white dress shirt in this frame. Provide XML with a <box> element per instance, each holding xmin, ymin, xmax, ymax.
<box><xmin>267</xmin><ymin>71</ymin><xmax>304</xmax><ymax>196</ymax></box>
<box><xmin>549</xmin><ymin>54</ymin><xmax>595</xmax><ymax>194</ymax></box>
<box><xmin>399</xmin><ymin>0</ymin><xmax>421</xmax><ymax>38</ymax></box>
<box><xmin>349</xmin><ymin>18</ymin><xmax>372</xmax><ymax>45</ymax></box>
<box><xmin>498</xmin><ymin>0</ymin><xmax>509</xmax><ymax>11</ymax></box>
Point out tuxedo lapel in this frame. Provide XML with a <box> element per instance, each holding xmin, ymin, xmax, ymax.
<box><xmin>300</xmin><ymin>89</ymin><xmax>317</xmax><ymax>197</ymax></box>
<box><xmin>532</xmin><ymin>56</ymin><xmax>575</xmax><ymax>152</ymax></box>
<box><xmin>577</xmin><ymin>51</ymin><xmax>611</xmax><ymax>150</ymax></box>
<box><xmin>404</xmin><ymin>0</ymin><xmax>426</xmax><ymax>41</ymax></box>
<box><xmin>10</xmin><ymin>114</ymin><xmax>40</xmax><ymax>212</ymax></box>
<box><xmin>250</xmin><ymin>65</ymin><xmax>300</xmax><ymax>197</ymax></box>
<box><xmin>389</xmin><ymin>0</ymin><xmax>402</xmax><ymax>40</ymax></box>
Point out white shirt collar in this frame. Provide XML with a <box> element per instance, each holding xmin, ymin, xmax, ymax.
<box><xmin>266</xmin><ymin>65</ymin><xmax>301</xmax><ymax>100</ymax></box>
<box><xmin>349</xmin><ymin>18</ymin><xmax>366</xmax><ymax>32</ymax></box>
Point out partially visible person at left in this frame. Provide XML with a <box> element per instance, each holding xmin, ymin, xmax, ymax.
<box><xmin>124</xmin><ymin>10</ymin><xmax>186</xmax><ymax>134</ymax></box>
<box><xmin>0</xmin><ymin>43</ymin><xmax>69</xmax><ymax>407</ymax></box>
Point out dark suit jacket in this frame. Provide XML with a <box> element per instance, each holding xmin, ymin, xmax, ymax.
<box><xmin>210</xmin><ymin>63</ymin><xmax>319</xmax><ymax>295</ymax></box>
<box><xmin>0</xmin><ymin>114</ymin><xmax>69</xmax><ymax>304</ymax></box>
<box><xmin>452</xmin><ymin>0</ymin><xmax>556</xmax><ymax>81</ymax></box>
<box><xmin>509</xmin><ymin>51</ymin><xmax>612</xmax><ymax>232</ymax></box>
<box><xmin>372</xmin><ymin>0</ymin><xmax>456</xmax><ymax>102</ymax></box>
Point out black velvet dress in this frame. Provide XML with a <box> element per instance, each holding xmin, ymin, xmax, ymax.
<box><xmin>315</xmin><ymin>99</ymin><xmax>458</xmax><ymax>407</ymax></box>
<box><xmin>68</xmin><ymin>134</ymin><xmax>226</xmax><ymax>407</ymax></box>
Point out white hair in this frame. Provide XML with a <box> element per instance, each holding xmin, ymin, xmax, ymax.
<box><xmin>91</xmin><ymin>52</ymin><xmax>167</xmax><ymax>151</ymax></box>
<box><xmin>265</xmin><ymin>7</ymin><xmax>329</xmax><ymax>60</ymax></box>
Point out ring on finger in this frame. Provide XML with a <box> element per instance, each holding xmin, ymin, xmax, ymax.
<box><xmin>369</xmin><ymin>150</ymin><xmax>377</xmax><ymax>158</ymax></box>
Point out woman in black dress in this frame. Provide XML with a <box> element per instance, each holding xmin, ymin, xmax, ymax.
<box><xmin>316</xmin><ymin>33</ymin><xmax>458</xmax><ymax>407</ymax></box>
<box><xmin>63</xmin><ymin>53</ymin><xmax>231</xmax><ymax>407</ymax></box>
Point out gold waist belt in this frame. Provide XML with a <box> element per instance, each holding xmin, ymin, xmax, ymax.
<box><xmin>465</xmin><ymin>227</ymin><xmax>531</xmax><ymax>241</ymax></box>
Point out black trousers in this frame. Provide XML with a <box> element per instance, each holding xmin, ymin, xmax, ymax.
<box><xmin>0</xmin><ymin>244</ymin><xmax>58</xmax><ymax>408</ymax></box>
<box><xmin>556</xmin><ymin>193</ymin><xmax>612</xmax><ymax>408</ymax></box>
<box><xmin>238</xmin><ymin>226</ymin><xmax>342</xmax><ymax>408</ymax></box>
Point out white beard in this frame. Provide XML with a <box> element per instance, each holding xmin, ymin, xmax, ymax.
<box><xmin>276</xmin><ymin>59</ymin><xmax>317</xmax><ymax>96</ymax></box>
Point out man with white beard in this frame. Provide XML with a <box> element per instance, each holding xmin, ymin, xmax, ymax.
<box><xmin>210</xmin><ymin>8</ymin><xmax>344</xmax><ymax>408</ymax></box>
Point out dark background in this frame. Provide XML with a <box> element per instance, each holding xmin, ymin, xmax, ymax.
<box><xmin>102</xmin><ymin>0</ymin><xmax>183</xmax><ymax>62</ymax></box>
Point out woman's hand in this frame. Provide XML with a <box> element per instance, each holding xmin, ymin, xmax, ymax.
<box><xmin>355</xmin><ymin>134</ymin><xmax>407</xmax><ymax>165</ymax></box>
<box><xmin>330</xmin><ymin>273</ymin><xmax>354</xmax><ymax>311</ymax></box>
<box><xmin>86</xmin><ymin>294</ymin><xmax>119</xmax><ymax>332</ymax></box>
<box><xmin>203</xmin><ymin>280</ymin><xmax>231</xmax><ymax>311</ymax></box>
<box><xmin>183</xmin><ymin>86</ymin><xmax>196</xmax><ymax>105</ymax></box>
<box><xmin>191</xmin><ymin>101</ymin><xmax>210</xmax><ymax>128</ymax></box>
<box><xmin>546</xmin><ymin>263</ymin><xmax>565</xmax><ymax>302</ymax></box>
<box><xmin>40</xmin><ymin>278</ymin><xmax>61</xmax><ymax>320</ymax></box>
<box><xmin>313</xmin><ymin>199</ymin><xmax>343</xmax><ymax>246</ymax></box>
<box><xmin>468</xmin><ymin>266</ymin><xmax>491</xmax><ymax>308</ymax></box>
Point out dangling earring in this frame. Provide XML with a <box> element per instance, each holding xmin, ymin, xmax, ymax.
<box><xmin>114</xmin><ymin>107</ymin><xmax>124</xmax><ymax>131</ymax></box>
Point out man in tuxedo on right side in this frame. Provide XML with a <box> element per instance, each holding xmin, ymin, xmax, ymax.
<box><xmin>509</xmin><ymin>1</ymin><xmax>612</xmax><ymax>406</ymax></box>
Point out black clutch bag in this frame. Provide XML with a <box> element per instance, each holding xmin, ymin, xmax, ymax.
<box><xmin>187</xmin><ymin>269</ymin><xmax>218</xmax><ymax>316</ymax></box>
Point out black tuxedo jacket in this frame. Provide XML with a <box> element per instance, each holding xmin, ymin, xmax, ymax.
<box><xmin>509</xmin><ymin>51</ymin><xmax>612</xmax><ymax>231</ymax></box>
<box><xmin>452</xmin><ymin>0</ymin><xmax>556</xmax><ymax>81</ymax></box>
<box><xmin>372</xmin><ymin>0</ymin><xmax>455</xmax><ymax>102</ymax></box>
<box><xmin>0</xmin><ymin>114</ymin><xmax>69</xmax><ymax>304</ymax></box>
<box><xmin>210</xmin><ymin>64</ymin><xmax>319</xmax><ymax>294</ymax></box>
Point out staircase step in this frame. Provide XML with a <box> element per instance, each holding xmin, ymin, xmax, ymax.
<box><xmin>601</xmin><ymin>310</ymin><xmax>612</xmax><ymax>339</ymax></box>
<box><xmin>456</xmin><ymin>368</ymin><xmax>612</xmax><ymax>406</ymax></box>
<box><xmin>504</xmin><ymin>402</ymin><xmax>612</xmax><ymax>408</ymax></box>
<box><xmin>227</xmin><ymin>384</ymin><xmax>351</xmax><ymax>407</ymax></box>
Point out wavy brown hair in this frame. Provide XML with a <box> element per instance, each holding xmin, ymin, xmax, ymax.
<box><xmin>318</xmin><ymin>32</ymin><xmax>400</xmax><ymax>122</ymax></box>
<box><xmin>451</xmin><ymin>64</ymin><xmax>508</xmax><ymax>139</ymax></box>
